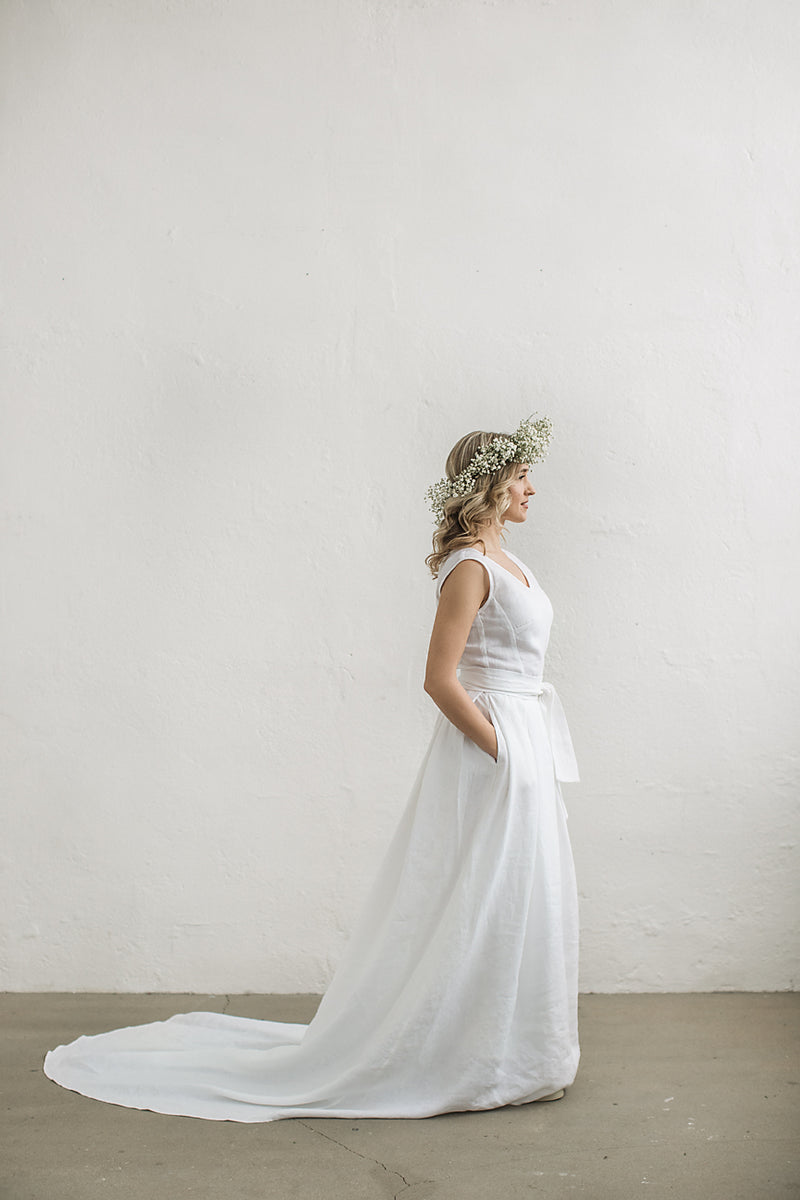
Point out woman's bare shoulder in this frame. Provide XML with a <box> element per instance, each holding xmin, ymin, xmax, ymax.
<box><xmin>438</xmin><ymin>554</ymin><xmax>490</xmax><ymax>605</ymax></box>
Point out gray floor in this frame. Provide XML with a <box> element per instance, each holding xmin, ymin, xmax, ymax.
<box><xmin>3</xmin><ymin>993</ymin><xmax>797</xmax><ymax>1199</ymax></box>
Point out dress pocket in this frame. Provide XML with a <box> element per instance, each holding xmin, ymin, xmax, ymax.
<box><xmin>463</xmin><ymin>733</ymin><xmax>498</xmax><ymax>768</ymax></box>
<box><xmin>493</xmin><ymin>720</ymin><xmax>505</xmax><ymax>767</ymax></box>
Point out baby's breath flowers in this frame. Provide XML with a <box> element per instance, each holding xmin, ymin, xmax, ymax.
<box><xmin>425</xmin><ymin>415</ymin><xmax>553</xmax><ymax>524</ymax></box>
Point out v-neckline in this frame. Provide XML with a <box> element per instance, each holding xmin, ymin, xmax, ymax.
<box><xmin>479</xmin><ymin>550</ymin><xmax>531</xmax><ymax>590</ymax></box>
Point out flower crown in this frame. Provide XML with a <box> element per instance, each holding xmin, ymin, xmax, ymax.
<box><xmin>425</xmin><ymin>414</ymin><xmax>553</xmax><ymax>524</ymax></box>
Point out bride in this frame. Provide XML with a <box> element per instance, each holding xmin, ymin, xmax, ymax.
<box><xmin>44</xmin><ymin>415</ymin><xmax>580</xmax><ymax>1121</ymax></box>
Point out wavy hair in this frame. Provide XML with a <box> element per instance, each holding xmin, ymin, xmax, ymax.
<box><xmin>425</xmin><ymin>430</ymin><xmax>523</xmax><ymax>578</ymax></box>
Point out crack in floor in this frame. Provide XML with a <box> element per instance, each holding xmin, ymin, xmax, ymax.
<box><xmin>298</xmin><ymin>1120</ymin><xmax>412</xmax><ymax>1198</ymax></box>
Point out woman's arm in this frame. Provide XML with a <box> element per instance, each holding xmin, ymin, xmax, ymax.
<box><xmin>423</xmin><ymin>560</ymin><xmax>498</xmax><ymax>760</ymax></box>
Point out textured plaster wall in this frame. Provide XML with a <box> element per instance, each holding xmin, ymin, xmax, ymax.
<box><xmin>2</xmin><ymin>0</ymin><xmax>798</xmax><ymax>993</ymax></box>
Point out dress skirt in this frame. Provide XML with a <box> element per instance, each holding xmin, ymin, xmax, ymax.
<box><xmin>44</xmin><ymin>672</ymin><xmax>580</xmax><ymax>1122</ymax></box>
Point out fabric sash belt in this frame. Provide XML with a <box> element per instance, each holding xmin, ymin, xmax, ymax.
<box><xmin>458</xmin><ymin>666</ymin><xmax>580</xmax><ymax>783</ymax></box>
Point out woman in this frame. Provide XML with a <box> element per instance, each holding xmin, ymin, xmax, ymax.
<box><xmin>44</xmin><ymin>415</ymin><xmax>580</xmax><ymax>1121</ymax></box>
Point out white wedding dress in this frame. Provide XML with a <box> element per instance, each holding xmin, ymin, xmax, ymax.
<box><xmin>44</xmin><ymin>547</ymin><xmax>580</xmax><ymax>1121</ymax></box>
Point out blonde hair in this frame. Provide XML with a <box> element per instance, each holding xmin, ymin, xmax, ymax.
<box><xmin>425</xmin><ymin>430</ymin><xmax>522</xmax><ymax>578</ymax></box>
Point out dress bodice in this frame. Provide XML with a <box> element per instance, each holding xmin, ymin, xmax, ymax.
<box><xmin>436</xmin><ymin>547</ymin><xmax>554</xmax><ymax>680</ymax></box>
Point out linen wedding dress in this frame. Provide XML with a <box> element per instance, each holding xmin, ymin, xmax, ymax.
<box><xmin>44</xmin><ymin>547</ymin><xmax>580</xmax><ymax>1122</ymax></box>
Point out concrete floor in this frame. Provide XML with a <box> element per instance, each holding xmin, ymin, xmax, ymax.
<box><xmin>3</xmin><ymin>993</ymin><xmax>797</xmax><ymax>1200</ymax></box>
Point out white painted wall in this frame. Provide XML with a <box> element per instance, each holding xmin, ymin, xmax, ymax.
<box><xmin>2</xmin><ymin>0</ymin><xmax>798</xmax><ymax>993</ymax></box>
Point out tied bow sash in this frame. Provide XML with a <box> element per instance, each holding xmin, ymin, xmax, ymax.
<box><xmin>458</xmin><ymin>666</ymin><xmax>580</xmax><ymax>783</ymax></box>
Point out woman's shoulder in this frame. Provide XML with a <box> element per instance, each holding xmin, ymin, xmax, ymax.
<box><xmin>436</xmin><ymin>545</ymin><xmax>492</xmax><ymax>597</ymax></box>
<box><xmin>442</xmin><ymin>544</ymin><xmax>485</xmax><ymax>565</ymax></box>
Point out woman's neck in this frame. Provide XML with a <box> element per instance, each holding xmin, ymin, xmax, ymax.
<box><xmin>473</xmin><ymin>523</ymin><xmax>505</xmax><ymax>555</ymax></box>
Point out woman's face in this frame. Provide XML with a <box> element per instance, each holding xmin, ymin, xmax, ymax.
<box><xmin>503</xmin><ymin>464</ymin><xmax>535</xmax><ymax>524</ymax></box>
